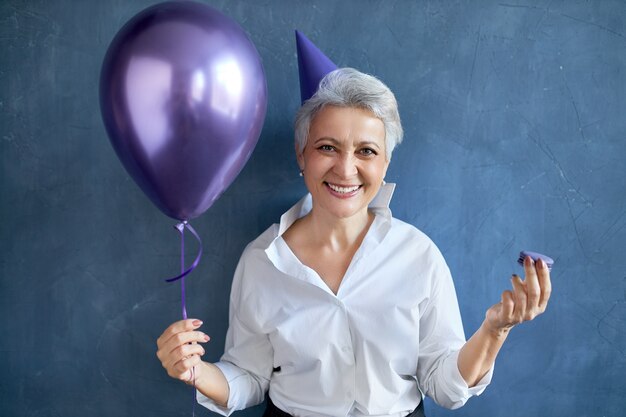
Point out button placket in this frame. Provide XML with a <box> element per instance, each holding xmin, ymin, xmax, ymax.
<box><xmin>336</xmin><ymin>298</ymin><xmax>357</xmax><ymax>406</ymax></box>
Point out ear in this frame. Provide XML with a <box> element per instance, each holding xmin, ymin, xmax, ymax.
<box><xmin>296</xmin><ymin>143</ymin><xmax>305</xmax><ymax>171</ymax></box>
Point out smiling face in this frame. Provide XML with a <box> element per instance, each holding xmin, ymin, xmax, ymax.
<box><xmin>297</xmin><ymin>105</ymin><xmax>389</xmax><ymax>220</ymax></box>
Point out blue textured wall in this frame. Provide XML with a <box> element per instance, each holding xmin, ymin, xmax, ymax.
<box><xmin>1</xmin><ymin>1</ymin><xmax>625</xmax><ymax>416</ymax></box>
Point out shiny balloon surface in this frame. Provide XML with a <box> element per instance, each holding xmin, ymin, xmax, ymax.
<box><xmin>100</xmin><ymin>1</ymin><xmax>267</xmax><ymax>220</ymax></box>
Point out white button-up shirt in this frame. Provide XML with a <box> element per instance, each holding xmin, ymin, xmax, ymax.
<box><xmin>198</xmin><ymin>184</ymin><xmax>492</xmax><ymax>416</ymax></box>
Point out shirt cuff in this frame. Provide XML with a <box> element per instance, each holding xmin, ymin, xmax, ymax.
<box><xmin>442</xmin><ymin>350</ymin><xmax>494</xmax><ymax>405</ymax></box>
<box><xmin>196</xmin><ymin>361</ymin><xmax>247</xmax><ymax>416</ymax></box>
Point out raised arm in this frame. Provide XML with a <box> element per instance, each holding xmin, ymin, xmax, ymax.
<box><xmin>458</xmin><ymin>256</ymin><xmax>552</xmax><ymax>386</ymax></box>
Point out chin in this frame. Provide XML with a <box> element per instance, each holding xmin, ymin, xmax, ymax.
<box><xmin>323</xmin><ymin>201</ymin><xmax>369</xmax><ymax>219</ymax></box>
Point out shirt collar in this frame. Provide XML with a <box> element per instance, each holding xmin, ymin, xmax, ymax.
<box><xmin>277</xmin><ymin>182</ymin><xmax>396</xmax><ymax>236</ymax></box>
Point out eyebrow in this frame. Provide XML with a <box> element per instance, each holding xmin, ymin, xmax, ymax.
<box><xmin>313</xmin><ymin>137</ymin><xmax>382</xmax><ymax>150</ymax></box>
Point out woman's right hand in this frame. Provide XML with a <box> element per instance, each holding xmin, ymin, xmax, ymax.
<box><xmin>156</xmin><ymin>318</ymin><xmax>210</xmax><ymax>383</ymax></box>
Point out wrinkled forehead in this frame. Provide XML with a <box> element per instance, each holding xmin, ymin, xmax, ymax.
<box><xmin>309</xmin><ymin>105</ymin><xmax>385</xmax><ymax>139</ymax></box>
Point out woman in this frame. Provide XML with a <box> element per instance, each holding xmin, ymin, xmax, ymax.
<box><xmin>156</xmin><ymin>68</ymin><xmax>551</xmax><ymax>416</ymax></box>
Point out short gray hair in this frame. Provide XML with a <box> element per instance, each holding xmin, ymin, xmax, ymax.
<box><xmin>294</xmin><ymin>67</ymin><xmax>403</xmax><ymax>160</ymax></box>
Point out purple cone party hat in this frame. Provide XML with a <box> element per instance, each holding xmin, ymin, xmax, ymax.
<box><xmin>295</xmin><ymin>30</ymin><xmax>338</xmax><ymax>103</ymax></box>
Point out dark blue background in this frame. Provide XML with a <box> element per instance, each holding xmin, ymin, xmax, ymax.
<box><xmin>1</xmin><ymin>1</ymin><xmax>625</xmax><ymax>416</ymax></box>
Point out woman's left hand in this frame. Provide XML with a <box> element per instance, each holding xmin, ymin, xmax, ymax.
<box><xmin>484</xmin><ymin>256</ymin><xmax>552</xmax><ymax>334</ymax></box>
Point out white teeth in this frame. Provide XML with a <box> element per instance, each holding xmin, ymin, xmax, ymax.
<box><xmin>327</xmin><ymin>183</ymin><xmax>360</xmax><ymax>193</ymax></box>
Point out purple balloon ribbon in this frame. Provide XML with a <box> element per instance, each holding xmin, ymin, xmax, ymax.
<box><xmin>166</xmin><ymin>222</ymin><xmax>202</xmax><ymax>283</ymax></box>
<box><xmin>167</xmin><ymin>221</ymin><xmax>201</xmax><ymax>415</ymax></box>
<box><xmin>166</xmin><ymin>221</ymin><xmax>203</xmax><ymax>321</ymax></box>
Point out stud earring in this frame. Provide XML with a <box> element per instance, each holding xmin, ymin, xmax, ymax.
<box><xmin>299</xmin><ymin>170</ymin><xmax>304</xmax><ymax>177</ymax></box>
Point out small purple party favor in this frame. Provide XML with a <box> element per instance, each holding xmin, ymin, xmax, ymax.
<box><xmin>518</xmin><ymin>251</ymin><xmax>554</xmax><ymax>271</ymax></box>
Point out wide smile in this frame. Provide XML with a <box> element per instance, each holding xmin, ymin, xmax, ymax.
<box><xmin>324</xmin><ymin>182</ymin><xmax>362</xmax><ymax>197</ymax></box>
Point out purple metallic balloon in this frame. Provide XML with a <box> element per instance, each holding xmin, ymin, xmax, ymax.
<box><xmin>100</xmin><ymin>1</ymin><xmax>267</xmax><ymax>220</ymax></box>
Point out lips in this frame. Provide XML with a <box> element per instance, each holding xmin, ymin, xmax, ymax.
<box><xmin>325</xmin><ymin>182</ymin><xmax>361</xmax><ymax>194</ymax></box>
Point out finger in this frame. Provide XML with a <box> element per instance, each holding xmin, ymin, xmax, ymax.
<box><xmin>157</xmin><ymin>319</ymin><xmax>206</xmax><ymax>354</ymax></box>
<box><xmin>163</xmin><ymin>343</ymin><xmax>206</xmax><ymax>370</ymax></box>
<box><xmin>501</xmin><ymin>290</ymin><xmax>515</xmax><ymax>324</ymax></box>
<box><xmin>160</xmin><ymin>330</ymin><xmax>210</xmax><ymax>360</ymax></box>
<box><xmin>523</xmin><ymin>256</ymin><xmax>541</xmax><ymax>311</ymax></box>
<box><xmin>180</xmin><ymin>343</ymin><xmax>206</xmax><ymax>359</ymax></box>
<box><xmin>511</xmin><ymin>274</ymin><xmax>527</xmax><ymax>323</ymax></box>
<box><xmin>537</xmin><ymin>258</ymin><xmax>552</xmax><ymax>311</ymax></box>
<box><xmin>157</xmin><ymin>319</ymin><xmax>203</xmax><ymax>348</ymax></box>
<box><xmin>173</xmin><ymin>355</ymin><xmax>203</xmax><ymax>381</ymax></box>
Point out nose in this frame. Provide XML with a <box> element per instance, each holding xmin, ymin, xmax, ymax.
<box><xmin>334</xmin><ymin>152</ymin><xmax>358</xmax><ymax>178</ymax></box>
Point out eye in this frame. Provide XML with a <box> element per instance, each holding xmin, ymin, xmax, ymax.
<box><xmin>359</xmin><ymin>147</ymin><xmax>377</xmax><ymax>157</ymax></box>
<box><xmin>318</xmin><ymin>144</ymin><xmax>335</xmax><ymax>152</ymax></box>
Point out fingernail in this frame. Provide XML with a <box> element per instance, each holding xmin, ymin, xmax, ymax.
<box><xmin>537</xmin><ymin>258</ymin><xmax>544</xmax><ymax>268</ymax></box>
<box><xmin>192</xmin><ymin>320</ymin><xmax>203</xmax><ymax>327</ymax></box>
<box><xmin>203</xmin><ymin>334</ymin><xmax>210</xmax><ymax>342</ymax></box>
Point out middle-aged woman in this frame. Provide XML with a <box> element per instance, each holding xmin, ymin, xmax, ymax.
<box><xmin>156</xmin><ymin>68</ymin><xmax>552</xmax><ymax>417</ymax></box>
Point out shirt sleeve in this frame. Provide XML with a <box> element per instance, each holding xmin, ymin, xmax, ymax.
<box><xmin>197</xmin><ymin>249</ymin><xmax>274</xmax><ymax>415</ymax></box>
<box><xmin>415</xmin><ymin>243</ymin><xmax>493</xmax><ymax>409</ymax></box>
